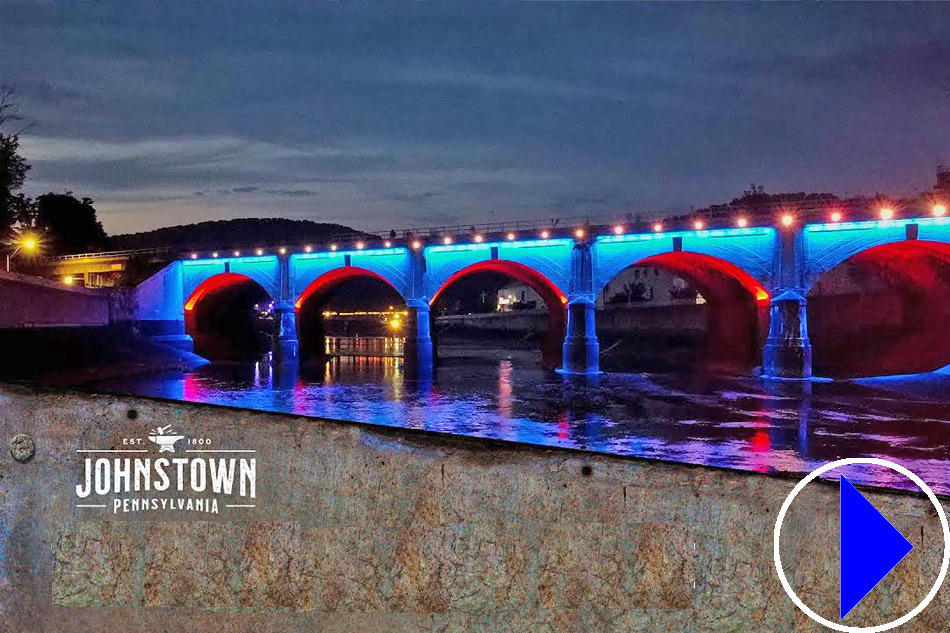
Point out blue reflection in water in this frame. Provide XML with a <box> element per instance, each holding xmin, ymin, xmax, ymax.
<box><xmin>91</xmin><ymin>339</ymin><xmax>950</xmax><ymax>495</ymax></box>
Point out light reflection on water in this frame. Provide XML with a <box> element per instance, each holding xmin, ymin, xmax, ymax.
<box><xmin>91</xmin><ymin>339</ymin><xmax>950</xmax><ymax>495</ymax></box>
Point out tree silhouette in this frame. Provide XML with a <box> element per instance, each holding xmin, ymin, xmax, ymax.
<box><xmin>28</xmin><ymin>193</ymin><xmax>109</xmax><ymax>255</ymax></box>
<box><xmin>0</xmin><ymin>87</ymin><xmax>30</xmax><ymax>239</ymax></box>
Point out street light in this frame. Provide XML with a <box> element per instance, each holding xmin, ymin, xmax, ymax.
<box><xmin>6</xmin><ymin>235</ymin><xmax>38</xmax><ymax>272</ymax></box>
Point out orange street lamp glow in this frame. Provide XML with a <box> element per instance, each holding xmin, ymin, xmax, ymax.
<box><xmin>574</xmin><ymin>228</ymin><xmax>585</xmax><ymax>239</ymax></box>
<box><xmin>830</xmin><ymin>211</ymin><xmax>843</xmax><ymax>222</ymax></box>
<box><xmin>880</xmin><ymin>207</ymin><xmax>894</xmax><ymax>220</ymax></box>
<box><xmin>781</xmin><ymin>214</ymin><xmax>794</xmax><ymax>227</ymax></box>
<box><xmin>63</xmin><ymin>276</ymin><xmax>74</xmax><ymax>285</ymax></box>
<box><xmin>737</xmin><ymin>217</ymin><xmax>748</xmax><ymax>228</ymax></box>
<box><xmin>934</xmin><ymin>204</ymin><xmax>947</xmax><ymax>217</ymax></box>
<box><xmin>22</xmin><ymin>238</ymin><xmax>36</xmax><ymax>250</ymax></box>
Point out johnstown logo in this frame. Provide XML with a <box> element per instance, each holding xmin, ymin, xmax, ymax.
<box><xmin>75</xmin><ymin>426</ymin><xmax>256</xmax><ymax>515</ymax></box>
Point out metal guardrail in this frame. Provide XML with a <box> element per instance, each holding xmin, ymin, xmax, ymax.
<box><xmin>50</xmin><ymin>195</ymin><xmax>944</xmax><ymax>261</ymax></box>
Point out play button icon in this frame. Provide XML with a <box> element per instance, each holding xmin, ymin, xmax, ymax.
<box><xmin>775</xmin><ymin>458</ymin><xmax>950</xmax><ymax>632</ymax></box>
<box><xmin>840</xmin><ymin>475</ymin><xmax>914</xmax><ymax>619</ymax></box>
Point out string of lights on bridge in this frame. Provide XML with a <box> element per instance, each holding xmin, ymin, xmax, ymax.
<box><xmin>181</xmin><ymin>199</ymin><xmax>949</xmax><ymax>260</ymax></box>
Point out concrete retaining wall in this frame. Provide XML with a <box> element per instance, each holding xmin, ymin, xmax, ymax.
<box><xmin>0</xmin><ymin>384</ymin><xmax>947</xmax><ymax>632</ymax></box>
<box><xmin>0</xmin><ymin>270</ymin><xmax>113</xmax><ymax>328</ymax></box>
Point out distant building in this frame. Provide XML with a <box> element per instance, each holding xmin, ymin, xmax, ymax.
<box><xmin>495</xmin><ymin>266</ymin><xmax>704</xmax><ymax>311</ymax></box>
<box><xmin>598</xmin><ymin>266</ymin><xmax>704</xmax><ymax>308</ymax></box>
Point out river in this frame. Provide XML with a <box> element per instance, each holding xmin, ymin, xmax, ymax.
<box><xmin>81</xmin><ymin>336</ymin><xmax>950</xmax><ymax>496</ymax></box>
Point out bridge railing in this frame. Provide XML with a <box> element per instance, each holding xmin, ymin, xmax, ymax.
<box><xmin>49</xmin><ymin>194</ymin><xmax>945</xmax><ymax>262</ymax></box>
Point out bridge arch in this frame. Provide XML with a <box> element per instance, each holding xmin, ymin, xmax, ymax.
<box><xmin>429</xmin><ymin>259</ymin><xmax>568</xmax><ymax>369</ymax></box>
<box><xmin>184</xmin><ymin>272</ymin><xmax>276</xmax><ymax>361</ymax></box>
<box><xmin>597</xmin><ymin>251</ymin><xmax>770</xmax><ymax>372</ymax></box>
<box><xmin>807</xmin><ymin>239</ymin><xmax>950</xmax><ymax>377</ymax></box>
<box><xmin>294</xmin><ymin>266</ymin><xmax>408</xmax><ymax>363</ymax></box>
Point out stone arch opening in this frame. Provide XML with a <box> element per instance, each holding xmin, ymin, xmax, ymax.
<box><xmin>295</xmin><ymin>267</ymin><xmax>407</xmax><ymax>363</ymax></box>
<box><xmin>807</xmin><ymin>240</ymin><xmax>950</xmax><ymax>377</ymax></box>
<box><xmin>597</xmin><ymin>252</ymin><xmax>769</xmax><ymax>373</ymax></box>
<box><xmin>430</xmin><ymin>260</ymin><xmax>568</xmax><ymax>369</ymax></box>
<box><xmin>184</xmin><ymin>272</ymin><xmax>274</xmax><ymax>361</ymax></box>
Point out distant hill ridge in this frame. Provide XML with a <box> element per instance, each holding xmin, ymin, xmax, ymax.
<box><xmin>111</xmin><ymin>218</ymin><xmax>367</xmax><ymax>251</ymax></box>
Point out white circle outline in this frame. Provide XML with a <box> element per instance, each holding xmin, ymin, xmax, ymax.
<box><xmin>773</xmin><ymin>458</ymin><xmax>949</xmax><ymax>632</ymax></box>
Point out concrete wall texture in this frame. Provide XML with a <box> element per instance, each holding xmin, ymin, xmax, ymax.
<box><xmin>1</xmin><ymin>384</ymin><xmax>949</xmax><ymax>632</ymax></box>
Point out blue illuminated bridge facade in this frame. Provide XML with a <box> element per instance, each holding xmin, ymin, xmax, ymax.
<box><xmin>133</xmin><ymin>215</ymin><xmax>950</xmax><ymax>379</ymax></box>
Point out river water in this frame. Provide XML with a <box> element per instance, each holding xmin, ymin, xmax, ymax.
<box><xmin>90</xmin><ymin>337</ymin><xmax>950</xmax><ymax>495</ymax></box>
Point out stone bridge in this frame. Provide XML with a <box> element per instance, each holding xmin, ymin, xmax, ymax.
<box><xmin>129</xmin><ymin>213</ymin><xmax>950</xmax><ymax>379</ymax></box>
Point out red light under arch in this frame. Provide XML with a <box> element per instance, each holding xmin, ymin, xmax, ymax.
<box><xmin>185</xmin><ymin>272</ymin><xmax>264</xmax><ymax>312</ymax></box>
<box><xmin>628</xmin><ymin>251</ymin><xmax>769</xmax><ymax>371</ymax></box>
<box><xmin>295</xmin><ymin>266</ymin><xmax>402</xmax><ymax>310</ymax></box>
<box><xmin>430</xmin><ymin>260</ymin><xmax>567</xmax><ymax>308</ymax></box>
<box><xmin>809</xmin><ymin>239</ymin><xmax>950</xmax><ymax>377</ymax></box>
<box><xmin>429</xmin><ymin>260</ymin><xmax>567</xmax><ymax>369</ymax></box>
<box><xmin>635</xmin><ymin>252</ymin><xmax>769</xmax><ymax>305</ymax></box>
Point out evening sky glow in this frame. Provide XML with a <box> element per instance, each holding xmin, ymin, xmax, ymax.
<box><xmin>2</xmin><ymin>2</ymin><xmax>949</xmax><ymax>234</ymax></box>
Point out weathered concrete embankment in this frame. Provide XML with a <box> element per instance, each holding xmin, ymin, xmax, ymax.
<box><xmin>1</xmin><ymin>384</ymin><xmax>948</xmax><ymax>632</ymax></box>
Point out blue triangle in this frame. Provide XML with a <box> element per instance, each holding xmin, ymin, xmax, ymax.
<box><xmin>840</xmin><ymin>475</ymin><xmax>914</xmax><ymax>619</ymax></box>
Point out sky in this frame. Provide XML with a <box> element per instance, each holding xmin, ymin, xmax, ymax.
<box><xmin>2</xmin><ymin>2</ymin><xmax>949</xmax><ymax>235</ymax></box>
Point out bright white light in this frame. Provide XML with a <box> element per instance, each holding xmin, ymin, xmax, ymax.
<box><xmin>356</xmin><ymin>241</ymin><xmax>365</xmax><ymax>249</ymax></box>
<box><xmin>330</xmin><ymin>244</ymin><xmax>338</xmax><ymax>251</ymax></box>
<box><xmin>613</xmin><ymin>225</ymin><xmax>624</xmax><ymax>235</ymax></box>
<box><xmin>830</xmin><ymin>211</ymin><xmax>842</xmax><ymax>222</ymax></box>
<box><xmin>737</xmin><ymin>217</ymin><xmax>748</xmax><ymax>228</ymax></box>
<box><xmin>781</xmin><ymin>214</ymin><xmax>794</xmax><ymax>227</ymax></box>
<box><xmin>304</xmin><ymin>245</ymin><xmax>312</xmax><ymax>253</ymax></box>
<box><xmin>411</xmin><ymin>240</ymin><xmax>422</xmax><ymax>250</ymax></box>
<box><xmin>880</xmin><ymin>207</ymin><xmax>894</xmax><ymax>220</ymax></box>
<box><xmin>384</xmin><ymin>240</ymin><xmax>392</xmax><ymax>247</ymax></box>
<box><xmin>693</xmin><ymin>220</ymin><xmax>704</xmax><ymax>230</ymax></box>
<box><xmin>540</xmin><ymin>230</ymin><xmax>550</xmax><ymax>239</ymax></box>
<box><xmin>473</xmin><ymin>234</ymin><xmax>483</xmax><ymax>243</ymax></box>
<box><xmin>278</xmin><ymin>247</ymin><xmax>287</xmax><ymax>255</ymax></box>
<box><xmin>255</xmin><ymin>248</ymin><xmax>264</xmax><ymax>256</ymax></box>
<box><xmin>574</xmin><ymin>228</ymin><xmax>585</xmax><ymax>238</ymax></box>
<box><xmin>506</xmin><ymin>232</ymin><xmax>516</xmax><ymax>240</ymax></box>
<box><xmin>934</xmin><ymin>204</ymin><xmax>947</xmax><ymax>217</ymax></box>
<box><xmin>443</xmin><ymin>236</ymin><xmax>453</xmax><ymax>245</ymax></box>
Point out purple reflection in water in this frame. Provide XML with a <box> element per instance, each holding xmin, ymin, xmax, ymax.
<box><xmin>90</xmin><ymin>339</ymin><xmax>950</xmax><ymax>496</ymax></box>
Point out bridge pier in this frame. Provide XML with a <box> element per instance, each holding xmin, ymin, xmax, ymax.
<box><xmin>560</xmin><ymin>241</ymin><xmax>600</xmax><ymax>375</ymax></box>
<box><xmin>762</xmin><ymin>290</ymin><xmax>812</xmax><ymax>379</ymax></box>
<box><xmin>403</xmin><ymin>300</ymin><xmax>434</xmax><ymax>375</ymax></box>
<box><xmin>763</xmin><ymin>225</ymin><xmax>812</xmax><ymax>379</ymax></box>
<box><xmin>561</xmin><ymin>297</ymin><xmax>600</xmax><ymax>374</ymax></box>
<box><xmin>272</xmin><ymin>301</ymin><xmax>299</xmax><ymax>364</ymax></box>
<box><xmin>143</xmin><ymin>321</ymin><xmax>194</xmax><ymax>353</ymax></box>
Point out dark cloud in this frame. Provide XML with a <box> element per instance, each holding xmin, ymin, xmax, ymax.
<box><xmin>2</xmin><ymin>2</ymin><xmax>948</xmax><ymax>233</ymax></box>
